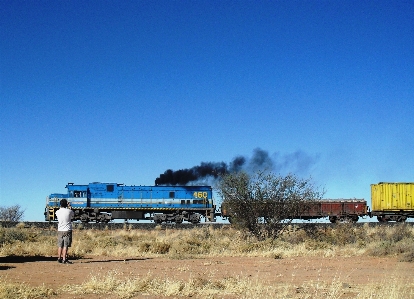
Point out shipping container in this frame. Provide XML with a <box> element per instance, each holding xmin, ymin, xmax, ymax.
<box><xmin>371</xmin><ymin>182</ymin><xmax>414</xmax><ymax>222</ymax></box>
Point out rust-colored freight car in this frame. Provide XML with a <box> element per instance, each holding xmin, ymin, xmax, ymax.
<box><xmin>221</xmin><ymin>199</ymin><xmax>368</xmax><ymax>223</ymax></box>
<box><xmin>371</xmin><ymin>182</ymin><xmax>414</xmax><ymax>222</ymax></box>
<box><xmin>300</xmin><ymin>199</ymin><xmax>368</xmax><ymax>223</ymax></box>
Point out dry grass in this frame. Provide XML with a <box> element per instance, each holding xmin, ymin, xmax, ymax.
<box><xmin>0</xmin><ymin>224</ymin><xmax>414</xmax><ymax>261</ymax></box>
<box><xmin>2</xmin><ymin>270</ymin><xmax>413</xmax><ymax>299</ymax></box>
<box><xmin>1</xmin><ymin>223</ymin><xmax>414</xmax><ymax>298</ymax></box>
<box><xmin>0</xmin><ymin>282</ymin><xmax>56</xmax><ymax>299</ymax></box>
<box><xmin>61</xmin><ymin>270</ymin><xmax>259</xmax><ymax>298</ymax></box>
<box><xmin>1</xmin><ymin>223</ymin><xmax>414</xmax><ymax>259</ymax></box>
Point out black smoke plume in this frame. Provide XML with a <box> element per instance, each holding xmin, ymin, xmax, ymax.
<box><xmin>155</xmin><ymin>148</ymin><xmax>318</xmax><ymax>185</ymax></box>
<box><xmin>155</xmin><ymin>162</ymin><xmax>228</xmax><ymax>186</ymax></box>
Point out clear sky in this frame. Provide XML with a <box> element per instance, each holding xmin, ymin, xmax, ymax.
<box><xmin>1</xmin><ymin>0</ymin><xmax>413</xmax><ymax>221</ymax></box>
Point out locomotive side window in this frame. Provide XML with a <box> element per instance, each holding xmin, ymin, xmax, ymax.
<box><xmin>72</xmin><ymin>191</ymin><xmax>86</xmax><ymax>197</ymax></box>
<box><xmin>107</xmin><ymin>185</ymin><xmax>114</xmax><ymax>192</ymax></box>
<box><xmin>169</xmin><ymin>192</ymin><xmax>175</xmax><ymax>198</ymax></box>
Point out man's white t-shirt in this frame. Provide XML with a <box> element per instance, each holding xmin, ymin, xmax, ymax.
<box><xmin>56</xmin><ymin>208</ymin><xmax>74</xmax><ymax>231</ymax></box>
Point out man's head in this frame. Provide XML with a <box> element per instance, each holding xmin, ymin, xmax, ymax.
<box><xmin>60</xmin><ymin>199</ymin><xmax>68</xmax><ymax>208</ymax></box>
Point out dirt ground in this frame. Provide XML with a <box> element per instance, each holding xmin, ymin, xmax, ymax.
<box><xmin>1</xmin><ymin>255</ymin><xmax>413</xmax><ymax>298</ymax></box>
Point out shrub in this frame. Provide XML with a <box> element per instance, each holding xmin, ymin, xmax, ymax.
<box><xmin>0</xmin><ymin>227</ymin><xmax>28</xmax><ymax>245</ymax></box>
<box><xmin>217</xmin><ymin>171</ymin><xmax>324</xmax><ymax>240</ymax></box>
<box><xmin>151</xmin><ymin>242</ymin><xmax>170</xmax><ymax>254</ymax></box>
<box><xmin>0</xmin><ymin>205</ymin><xmax>25</xmax><ymax>222</ymax></box>
<box><xmin>399</xmin><ymin>250</ymin><xmax>414</xmax><ymax>262</ymax></box>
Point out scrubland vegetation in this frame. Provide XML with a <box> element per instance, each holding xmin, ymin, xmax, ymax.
<box><xmin>1</xmin><ymin>223</ymin><xmax>414</xmax><ymax>298</ymax></box>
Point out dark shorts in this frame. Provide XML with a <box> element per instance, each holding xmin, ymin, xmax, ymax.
<box><xmin>57</xmin><ymin>231</ymin><xmax>72</xmax><ymax>248</ymax></box>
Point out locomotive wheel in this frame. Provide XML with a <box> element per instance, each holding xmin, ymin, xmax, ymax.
<box><xmin>188</xmin><ymin>213</ymin><xmax>201</xmax><ymax>224</ymax></box>
<box><xmin>80</xmin><ymin>214</ymin><xmax>89</xmax><ymax>223</ymax></box>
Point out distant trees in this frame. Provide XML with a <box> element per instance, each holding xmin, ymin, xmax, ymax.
<box><xmin>0</xmin><ymin>204</ymin><xmax>25</xmax><ymax>222</ymax></box>
<box><xmin>217</xmin><ymin>171</ymin><xmax>323</xmax><ymax>240</ymax></box>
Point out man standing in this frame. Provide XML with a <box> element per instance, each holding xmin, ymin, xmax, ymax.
<box><xmin>56</xmin><ymin>199</ymin><xmax>74</xmax><ymax>264</ymax></box>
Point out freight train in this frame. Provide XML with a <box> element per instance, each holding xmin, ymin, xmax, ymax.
<box><xmin>45</xmin><ymin>182</ymin><xmax>414</xmax><ymax>224</ymax></box>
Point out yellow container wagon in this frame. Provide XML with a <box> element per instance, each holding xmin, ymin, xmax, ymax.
<box><xmin>371</xmin><ymin>182</ymin><xmax>414</xmax><ymax>222</ymax></box>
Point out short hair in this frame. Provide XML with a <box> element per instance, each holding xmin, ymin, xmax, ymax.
<box><xmin>60</xmin><ymin>199</ymin><xmax>68</xmax><ymax>208</ymax></box>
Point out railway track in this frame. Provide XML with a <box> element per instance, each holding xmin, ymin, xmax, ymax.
<box><xmin>0</xmin><ymin>221</ymin><xmax>227</xmax><ymax>230</ymax></box>
<box><xmin>1</xmin><ymin>221</ymin><xmax>413</xmax><ymax>230</ymax></box>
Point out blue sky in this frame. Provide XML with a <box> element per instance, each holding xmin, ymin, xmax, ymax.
<box><xmin>1</xmin><ymin>0</ymin><xmax>413</xmax><ymax>221</ymax></box>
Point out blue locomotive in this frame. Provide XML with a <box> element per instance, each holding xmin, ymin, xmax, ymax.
<box><xmin>45</xmin><ymin>182</ymin><xmax>217</xmax><ymax>223</ymax></box>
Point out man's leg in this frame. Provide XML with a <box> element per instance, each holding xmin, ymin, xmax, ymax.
<box><xmin>62</xmin><ymin>247</ymin><xmax>67</xmax><ymax>260</ymax></box>
<box><xmin>57</xmin><ymin>247</ymin><xmax>63</xmax><ymax>262</ymax></box>
<box><xmin>62</xmin><ymin>247</ymin><xmax>73</xmax><ymax>263</ymax></box>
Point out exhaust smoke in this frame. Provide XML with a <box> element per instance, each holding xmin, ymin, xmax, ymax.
<box><xmin>155</xmin><ymin>148</ymin><xmax>318</xmax><ymax>185</ymax></box>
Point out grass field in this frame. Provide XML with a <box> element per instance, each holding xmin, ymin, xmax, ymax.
<box><xmin>1</xmin><ymin>223</ymin><xmax>414</xmax><ymax>298</ymax></box>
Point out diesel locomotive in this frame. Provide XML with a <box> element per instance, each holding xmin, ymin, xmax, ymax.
<box><xmin>44</xmin><ymin>182</ymin><xmax>217</xmax><ymax>224</ymax></box>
